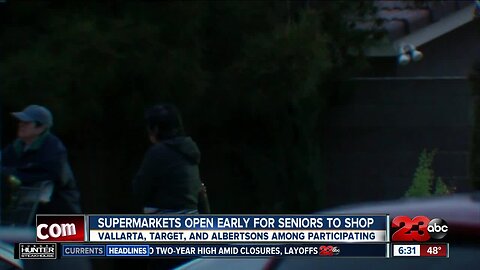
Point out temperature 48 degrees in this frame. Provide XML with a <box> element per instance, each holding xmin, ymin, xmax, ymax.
<box><xmin>427</xmin><ymin>246</ymin><xmax>441</xmax><ymax>255</ymax></box>
<box><xmin>419</xmin><ymin>244</ymin><xmax>448</xmax><ymax>257</ymax></box>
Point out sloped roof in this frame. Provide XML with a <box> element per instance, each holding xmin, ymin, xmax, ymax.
<box><xmin>371</xmin><ymin>0</ymin><xmax>473</xmax><ymax>41</ymax></box>
<box><xmin>358</xmin><ymin>1</ymin><xmax>476</xmax><ymax>56</ymax></box>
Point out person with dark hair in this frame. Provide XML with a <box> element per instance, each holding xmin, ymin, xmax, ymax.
<box><xmin>1</xmin><ymin>105</ymin><xmax>82</xmax><ymax>224</ymax></box>
<box><xmin>133</xmin><ymin>104</ymin><xmax>202</xmax><ymax>214</ymax></box>
<box><xmin>133</xmin><ymin>104</ymin><xmax>203</xmax><ymax>269</ymax></box>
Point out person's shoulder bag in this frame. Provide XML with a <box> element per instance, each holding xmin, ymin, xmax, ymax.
<box><xmin>198</xmin><ymin>182</ymin><xmax>211</xmax><ymax>214</ymax></box>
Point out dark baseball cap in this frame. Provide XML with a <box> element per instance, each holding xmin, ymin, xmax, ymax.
<box><xmin>11</xmin><ymin>105</ymin><xmax>53</xmax><ymax>127</ymax></box>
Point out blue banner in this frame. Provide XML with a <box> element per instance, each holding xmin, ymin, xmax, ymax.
<box><xmin>88</xmin><ymin>215</ymin><xmax>386</xmax><ymax>230</ymax></box>
<box><xmin>105</xmin><ymin>245</ymin><xmax>149</xmax><ymax>257</ymax></box>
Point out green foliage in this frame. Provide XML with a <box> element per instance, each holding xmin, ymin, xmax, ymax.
<box><xmin>406</xmin><ymin>149</ymin><xmax>435</xmax><ymax>197</ymax></box>
<box><xmin>250</xmin><ymin>12</ymin><xmax>327</xmax><ymax>211</ymax></box>
<box><xmin>405</xmin><ymin>149</ymin><xmax>452</xmax><ymax>197</ymax></box>
<box><xmin>434</xmin><ymin>177</ymin><xmax>450</xmax><ymax>195</ymax></box>
<box><xmin>1</xmin><ymin>2</ymin><xmax>207</xmax><ymax>137</ymax></box>
<box><xmin>1</xmin><ymin>1</ymin><xmax>377</xmax><ymax>213</ymax></box>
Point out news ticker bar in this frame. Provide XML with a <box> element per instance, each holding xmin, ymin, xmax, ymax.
<box><xmin>15</xmin><ymin>243</ymin><xmax>451</xmax><ymax>258</ymax></box>
<box><xmin>16</xmin><ymin>243</ymin><xmax>388</xmax><ymax>258</ymax></box>
<box><xmin>16</xmin><ymin>243</ymin><xmax>450</xmax><ymax>259</ymax></box>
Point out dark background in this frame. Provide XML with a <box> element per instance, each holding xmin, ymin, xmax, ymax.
<box><xmin>0</xmin><ymin>1</ymin><xmax>377</xmax><ymax>216</ymax></box>
<box><xmin>1</xmin><ymin>1</ymin><xmax>479</xmax><ymax>270</ymax></box>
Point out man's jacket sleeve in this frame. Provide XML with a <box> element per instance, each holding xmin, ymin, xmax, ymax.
<box><xmin>9</xmin><ymin>147</ymin><xmax>72</xmax><ymax>187</ymax></box>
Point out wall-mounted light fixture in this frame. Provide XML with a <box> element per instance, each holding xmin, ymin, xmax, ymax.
<box><xmin>397</xmin><ymin>43</ymin><xmax>423</xmax><ymax>66</ymax></box>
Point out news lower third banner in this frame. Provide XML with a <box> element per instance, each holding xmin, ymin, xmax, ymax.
<box><xmin>30</xmin><ymin>214</ymin><xmax>389</xmax><ymax>258</ymax></box>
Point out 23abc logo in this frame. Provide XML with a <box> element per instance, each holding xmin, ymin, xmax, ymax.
<box><xmin>319</xmin><ymin>245</ymin><xmax>340</xmax><ymax>256</ymax></box>
<box><xmin>391</xmin><ymin>216</ymin><xmax>448</xmax><ymax>242</ymax></box>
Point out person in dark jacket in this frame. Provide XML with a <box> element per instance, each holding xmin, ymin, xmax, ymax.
<box><xmin>133</xmin><ymin>104</ymin><xmax>202</xmax><ymax>270</ymax></box>
<box><xmin>133</xmin><ymin>104</ymin><xmax>202</xmax><ymax>214</ymax></box>
<box><xmin>2</xmin><ymin>105</ymin><xmax>82</xmax><ymax>222</ymax></box>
